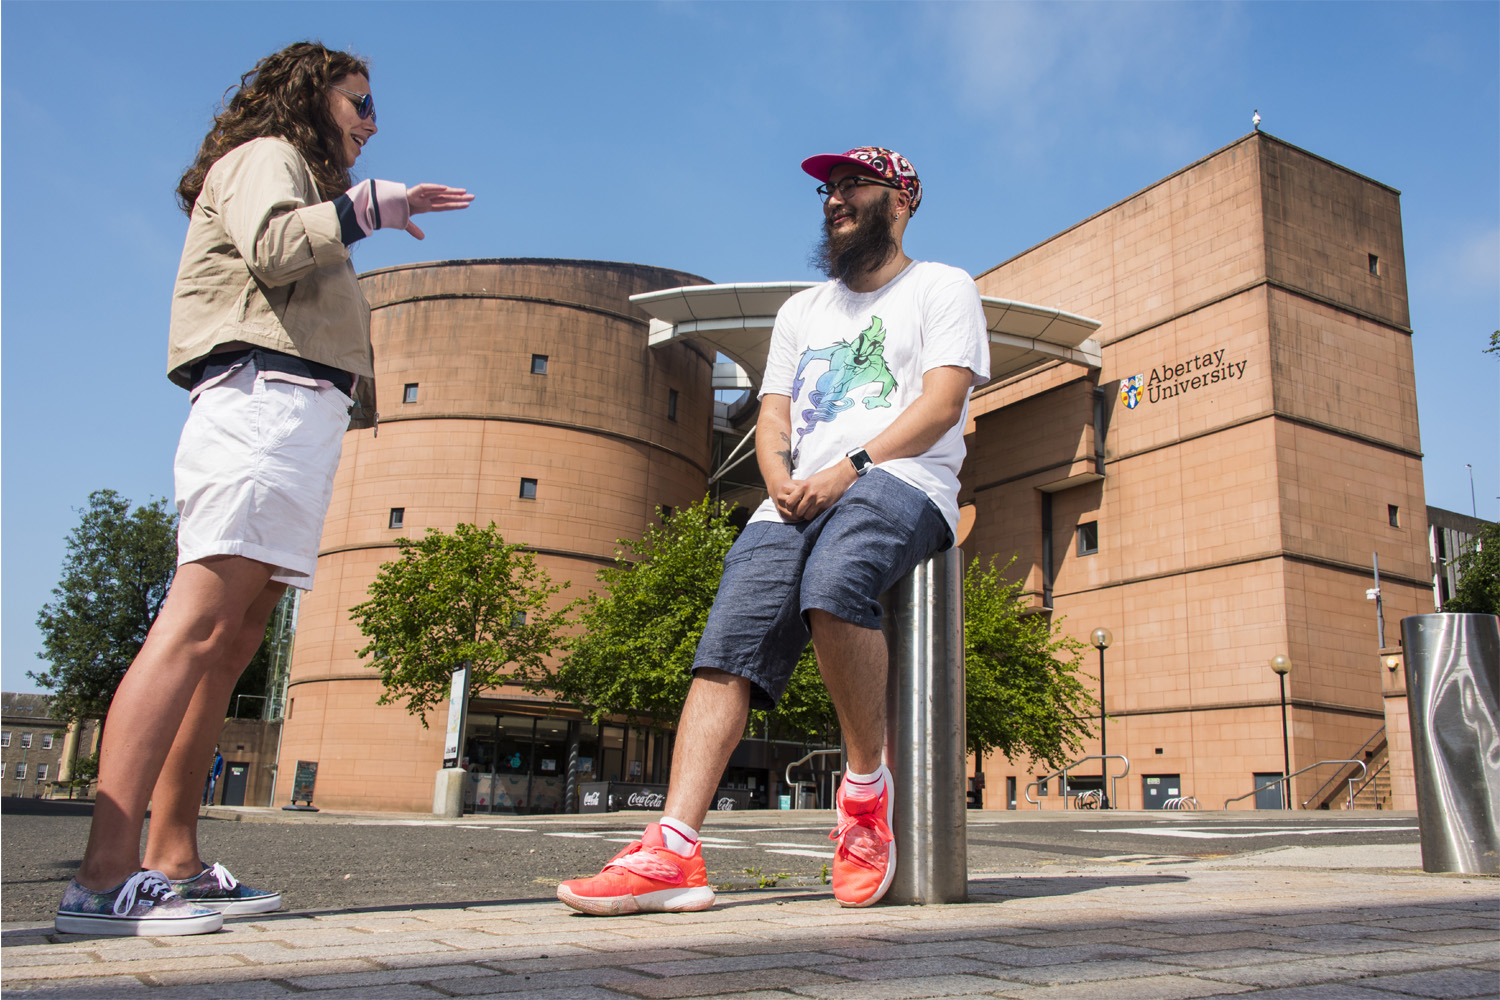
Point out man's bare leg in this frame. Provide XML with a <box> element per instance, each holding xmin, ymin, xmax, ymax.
<box><xmin>661</xmin><ymin>669</ymin><xmax>751</xmax><ymax>831</ymax></box>
<box><xmin>807</xmin><ymin>609</ymin><xmax>887</xmax><ymax>773</ymax></box>
<box><xmin>142</xmin><ymin>580</ymin><xmax>286</xmax><ymax>880</ymax></box>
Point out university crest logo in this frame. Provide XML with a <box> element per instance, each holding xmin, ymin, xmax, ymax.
<box><xmin>1120</xmin><ymin>374</ymin><xmax>1144</xmax><ymax>410</ymax></box>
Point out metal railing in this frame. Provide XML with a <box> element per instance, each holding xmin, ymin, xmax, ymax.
<box><xmin>1024</xmin><ymin>754</ymin><xmax>1131</xmax><ymax>809</ymax></box>
<box><xmin>1348</xmin><ymin>758</ymin><xmax>1390</xmax><ymax>809</ymax></box>
<box><xmin>1301</xmin><ymin>726</ymin><xmax>1385</xmax><ymax>809</ymax></box>
<box><xmin>784</xmin><ymin>748</ymin><xmax>841</xmax><ymax>810</ymax></box>
<box><xmin>1224</xmin><ymin>759</ymin><xmax>1367</xmax><ymax>810</ymax></box>
<box><xmin>1162</xmin><ymin>796</ymin><xmax>1199</xmax><ymax>810</ymax></box>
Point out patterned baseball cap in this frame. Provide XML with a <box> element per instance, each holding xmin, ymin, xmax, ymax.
<box><xmin>801</xmin><ymin>146</ymin><xmax>922</xmax><ymax>214</ymax></box>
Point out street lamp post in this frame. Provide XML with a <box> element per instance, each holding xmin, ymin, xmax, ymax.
<box><xmin>1270</xmin><ymin>654</ymin><xmax>1292</xmax><ymax>809</ymax></box>
<box><xmin>1091</xmin><ymin>627</ymin><xmax>1113</xmax><ymax>808</ymax></box>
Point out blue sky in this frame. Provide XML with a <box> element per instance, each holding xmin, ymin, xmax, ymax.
<box><xmin>3</xmin><ymin>1</ymin><xmax>1497</xmax><ymax>693</ymax></box>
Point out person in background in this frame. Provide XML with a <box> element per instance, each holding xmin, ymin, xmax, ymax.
<box><xmin>56</xmin><ymin>41</ymin><xmax>473</xmax><ymax>937</ymax></box>
<box><xmin>202</xmin><ymin>746</ymin><xmax>224</xmax><ymax>807</ymax></box>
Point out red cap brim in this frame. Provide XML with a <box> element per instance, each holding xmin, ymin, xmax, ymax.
<box><xmin>801</xmin><ymin>153</ymin><xmax>886</xmax><ymax>182</ymax></box>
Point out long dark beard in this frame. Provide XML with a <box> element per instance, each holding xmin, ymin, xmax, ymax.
<box><xmin>810</xmin><ymin>191</ymin><xmax>899</xmax><ymax>284</ymax></box>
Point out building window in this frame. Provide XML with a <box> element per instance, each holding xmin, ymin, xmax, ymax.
<box><xmin>20</xmin><ymin>733</ymin><xmax>32</xmax><ymax>749</ymax></box>
<box><xmin>389</xmin><ymin>508</ymin><xmax>405</xmax><ymax>529</ymax></box>
<box><xmin>14</xmin><ymin>763</ymin><xmax>25</xmax><ymax>780</ymax></box>
<box><xmin>1388</xmin><ymin>505</ymin><xmax>1400</xmax><ymax>528</ymax></box>
<box><xmin>1368</xmin><ymin>253</ymin><xmax>1380</xmax><ymax>276</ymax></box>
<box><xmin>36</xmin><ymin>764</ymin><xmax>48</xmax><ymax>782</ymax></box>
<box><xmin>660</xmin><ymin>505</ymin><xmax>675</xmax><ymax>522</ymax></box>
<box><xmin>0</xmin><ymin>732</ymin><xmax>9</xmax><ymax>748</ymax></box>
<box><xmin>531</xmin><ymin>354</ymin><xmax>549</xmax><ymax>375</ymax></box>
<box><xmin>668</xmin><ymin>389</ymin><xmax>679</xmax><ymax>421</ymax></box>
<box><xmin>1077</xmin><ymin>521</ymin><xmax>1099</xmax><ymax>556</ymax></box>
<box><xmin>519</xmin><ymin>478</ymin><xmax>538</xmax><ymax>500</ymax></box>
<box><xmin>41</xmin><ymin>733</ymin><xmax>53</xmax><ymax>750</ymax></box>
<box><xmin>1035</xmin><ymin>776</ymin><xmax>1049</xmax><ymax>796</ymax></box>
<box><xmin>512</xmin><ymin>611</ymin><xmax>527</xmax><ymax>627</ymax></box>
<box><xmin>403</xmin><ymin>383</ymin><xmax>419</xmax><ymax>404</ymax></box>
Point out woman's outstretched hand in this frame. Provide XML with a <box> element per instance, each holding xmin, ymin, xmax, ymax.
<box><xmin>404</xmin><ymin>184</ymin><xmax>475</xmax><ymax>239</ymax></box>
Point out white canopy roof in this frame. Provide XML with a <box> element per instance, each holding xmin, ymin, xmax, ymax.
<box><xmin>631</xmin><ymin>282</ymin><xmax>1102</xmax><ymax>392</ymax></box>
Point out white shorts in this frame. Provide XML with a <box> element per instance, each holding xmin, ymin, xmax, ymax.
<box><xmin>174</xmin><ymin>365</ymin><xmax>351</xmax><ymax>590</ymax></box>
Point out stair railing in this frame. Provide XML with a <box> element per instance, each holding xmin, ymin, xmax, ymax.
<box><xmin>1301</xmin><ymin>726</ymin><xmax>1386</xmax><ymax>809</ymax></box>
<box><xmin>1225</xmin><ymin>759</ymin><xmax>1367</xmax><ymax>810</ymax></box>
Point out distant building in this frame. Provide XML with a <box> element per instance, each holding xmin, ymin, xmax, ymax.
<box><xmin>1428</xmin><ymin>506</ymin><xmax>1492</xmax><ymax>609</ymax></box>
<box><xmin>1</xmin><ymin>693</ymin><xmax>99</xmax><ymax>799</ymax></box>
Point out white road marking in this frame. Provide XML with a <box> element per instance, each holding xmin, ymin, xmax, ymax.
<box><xmin>1077</xmin><ymin>826</ymin><xmax>1419</xmax><ymax>839</ymax></box>
<box><xmin>765</xmin><ymin>848</ymin><xmax>836</xmax><ymax>859</ymax></box>
<box><xmin>545</xmin><ymin>831</ymin><xmax>604</xmax><ymax>838</ymax></box>
<box><xmin>756</xmin><ymin>841</ymin><xmax>829</xmax><ymax>848</ymax></box>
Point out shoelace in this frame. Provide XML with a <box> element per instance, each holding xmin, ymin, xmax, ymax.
<box><xmin>829</xmin><ymin>801</ymin><xmax>894</xmax><ymax>870</ymax></box>
<box><xmin>112</xmin><ymin>871</ymin><xmax>177</xmax><ymax>917</ymax></box>
<box><xmin>207</xmin><ymin>863</ymin><xmax>240</xmax><ymax>891</ymax></box>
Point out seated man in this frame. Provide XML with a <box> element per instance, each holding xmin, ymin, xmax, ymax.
<box><xmin>560</xmin><ymin>146</ymin><xmax>989</xmax><ymax>913</ymax></box>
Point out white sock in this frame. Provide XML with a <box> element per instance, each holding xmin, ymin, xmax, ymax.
<box><xmin>841</xmin><ymin>764</ymin><xmax>890</xmax><ymax>800</ymax></box>
<box><xmin>658</xmin><ymin>817</ymin><xmax>699</xmax><ymax>855</ymax></box>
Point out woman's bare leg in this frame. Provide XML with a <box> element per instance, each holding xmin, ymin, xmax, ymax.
<box><xmin>141</xmin><ymin>578</ymin><xmax>285</xmax><ymax>879</ymax></box>
<box><xmin>76</xmin><ymin>556</ymin><xmax>278</xmax><ymax>891</ymax></box>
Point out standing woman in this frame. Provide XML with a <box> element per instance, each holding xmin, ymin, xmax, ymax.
<box><xmin>56</xmin><ymin>41</ymin><xmax>473</xmax><ymax>936</ymax></box>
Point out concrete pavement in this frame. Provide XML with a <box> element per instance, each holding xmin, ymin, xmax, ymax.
<box><xmin>4</xmin><ymin>815</ymin><xmax>1497</xmax><ymax>999</ymax></box>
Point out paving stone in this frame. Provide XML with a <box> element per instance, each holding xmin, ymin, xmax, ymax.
<box><xmin>988</xmin><ymin>974</ymin><xmax>1255</xmax><ymax>1000</ymax></box>
<box><xmin>0</xmin><ymin>952</ymin><xmax>245</xmax><ymax>981</ymax></box>
<box><xmin>1182</xmin><ymin>988</ymin><xmax>1406</xmax><ymax>1000</ymax></box>
<box><xmin>821</xmin><ymin>938</ymin><xmax>1017</xmax><ymax>962</ymax></box>
<box><xmin>1126</xmin><ymin>932</ymin><xmax>1303</xmax><ymax>953</ymax></box>
<box><xmin>3</xmin><ymin>976</ymin><xmax>156</xmax><ymax>997</ymax></box>
<box><xmin>964</xmin><ymin>941</ymin><xmax>1164</xmax><ymax>967</ymax></box>
<box><xmin>494</xmin><ymin>948</ymin><xmax>708</xmax><ymax>973</ymax></box>
<box><xmin>437</xmin><ymin>967</ymin><xmax>652</xmax><ymax>995</ymax></box>
<box><xmin>1358</xmin><ymin>967</ymin><xmax>1500</xmax><ymax>998</ymax></box>
<box><xmin>1324</xmin><ymin>949</ymin><xmax>1488</xmax><ymax>975</ymax></box>
<box><xmin>269</xmin><ymin>986</ymin><xmax>445</xmax><ymax>999</ymax></box>
<box><xmin>1361</xmin><ymin>915</ymin><xmax>1500</xmax><ymax>932</ymax></box>
<box><xmin>146</xmin><ymin>957</ymin><xmax>380</xmax><ymax>986</ymax></box>
<box><xmin>1147</xmin><ymin>947</ymin><xmax>1324</xmax><ymax>970</ymax></box>
<box><xmin>459</xmin><ymin>990</ymin><xmax>659</xmax><ymax>1000</ymax></box>
<box><xmin>604</xmin><ymin>967</ymin><xmax>846</xmax><ymax>998</ymax></box>
<box><xmin>627</xmin><ymin>952</ymin><xmax>856</xmax><ymax>977</ymax></box>
<box><xmin>285</xmin><ymin>963</ymin><xmax>498</xmax><ymax>990</ymax></box>
<box><xmin>1384</xmin><ymin>929</ymin><xmax>1500</xmax><ymax>945</ymax></box>
<box><xmin>791</xmin><ymin>974</ymin><xmax>1029</xmax><ymax>999</ymax></box>
<box><xmin>1276</xmin><ymin>937</ymin><xmax>1416</xmax><ymax>956</ymax></box>
<box><xmin>812</xmin><ymin>955</ymin><xmax>1002</xmax><ymax>981</ymax></box>
<box><xmin>999</xmin><ymin>958</ymin><xmax>1204</xmax><ymax>985</ymax></box>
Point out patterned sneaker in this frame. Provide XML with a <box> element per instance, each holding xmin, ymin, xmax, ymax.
<box><xmin>829</xmin><ymin>778</ymin><xmax>896</xmax><ymax>907</ymax></box>
<box><xmin>557</xmin><ymin>823</ymin><xmax>715</xmax><ymax>916</ymax></box>
<box><xmin>170</xmin><ymin>862</ymin><xmax>282</xmax><ymax>915</ymax></box>
<box><xmin>56</xmin><ymin>870</ymin><xmax>223</xmax><ymax>936</ymax></box>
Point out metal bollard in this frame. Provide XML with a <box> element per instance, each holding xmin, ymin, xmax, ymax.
<box><xmin>1400</xmin><ymin>613</ymin><xmax>1500</xmax><ymax>874</ymax></box>
<box><xmin>882</xmin><ymin>546</ymin><xmax>968</xmax><ymax>904</ymax></box>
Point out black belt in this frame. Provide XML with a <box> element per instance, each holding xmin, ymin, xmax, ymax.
<box><xmin>189</xmin><ymin>347</ymin><xmax>355</xmax><ymax>396</ymax></box>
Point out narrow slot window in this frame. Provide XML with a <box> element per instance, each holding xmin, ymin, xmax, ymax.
<box><xmin>520</xmin><ymin>478</ymin><xmax>538</xmax><ymax>500</ymax></box>
<box><xmin>1368</xmin><ymin>254</ymin><xmax>1380</xmax><ymax>276</ymax></box>
<box><xmin>668</xmin><ymin>389</ymin><xmax>679</xmax><ymax>421</ymax></box>
<box><xmin>403</xmin><ymin>383</ymin><xmax>419</xmax><ymax>404</ymax></box>
<box><xmin>531</xmin><ymin>354</ymin><xmax>549</xmax><ymax>375</ymax></box>
<box><xmin>388</xmin><ymin>508</ymin><xmax>405</xmax><ymax>529</ymax></box>
<box><xmin>1077</xmin><ymin>521</ymin><xmax>1099</xmax><ymax>556</ymax></box>
<box><xmin>1388</xmin><ymin>504</ymin><xmax>1400</xmax><ymax>528</ymax></box>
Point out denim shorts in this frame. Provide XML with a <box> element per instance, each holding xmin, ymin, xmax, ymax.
<box><xmin>693</xmin><ymin>469</ymin><xmax>951</xmax><ymax>710</ymax></box>
<box><xmin>174</xmin><ymin>364</ymin><xmax>351</xmax><ymax>590</ymax></box>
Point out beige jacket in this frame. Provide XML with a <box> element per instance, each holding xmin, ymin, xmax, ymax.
<box><xmin>167</xmin><ymin>137</ymin><xmax>375</xmax><ymax>424</ymax></box>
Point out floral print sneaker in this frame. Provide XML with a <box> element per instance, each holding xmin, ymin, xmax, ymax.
<box><xmin>170</xmin><ymin>862</ymin><xmax>282</xmax><ymax>915</ymax></box>
<box><xmin>56</xmin><ymin>870</ymin><xmax>223</xmax><ymax>936</ymax></box>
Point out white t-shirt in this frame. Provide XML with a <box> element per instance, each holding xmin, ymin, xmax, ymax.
<box><xmin>752</xmin><ymin>260</ymin><xmax>990</xmax><ymax>533</ymax></box>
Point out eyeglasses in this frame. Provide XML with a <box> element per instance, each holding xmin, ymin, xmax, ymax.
<box><xmin>331</xmin><ymin>85</ymin><xmax>376</xmax><ymax>124</ymax></box>
<box><xmin>816</xmin><ymin>176</ymin><xmax>898</xmax><ymax>202</ymax></box>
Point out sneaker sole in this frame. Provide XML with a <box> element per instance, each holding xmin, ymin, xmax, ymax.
<box><xmin>56</xmin><ymin>911</ymin><xmax>224</xmax><ymax>936</ymax></box>
<box><xmin>192</xmin><ymin>893</ymin><xmax>283</xmax><ymax>916</ymax></box>
<box><xmin>557</xmin><ymin>884</ymin><xmax>715</xmax><ymax>916</ymax></box>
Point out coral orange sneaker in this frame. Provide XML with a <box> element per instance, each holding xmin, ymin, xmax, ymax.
<box><xmin>557</xmin><ymin>823</ymin><xmax>715</xmax><ymax>916</ymax></box>
<box><xmin>829</xmin><ymin>778</ymin><xmax>895</xmax><ymax>907</ymax></box>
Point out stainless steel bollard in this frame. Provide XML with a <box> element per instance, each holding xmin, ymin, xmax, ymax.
<box><xmin>1400</xmin><ymin>613</ymin><xmax>1500</xmax><ymax>874</ymax></box>
<box><xmin>882</xmin><ymin>546</ymin><xmax>968</xmax><ymax>904</ymax></box>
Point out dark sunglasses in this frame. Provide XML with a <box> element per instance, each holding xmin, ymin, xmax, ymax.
<box><xmin>331</xmin><ymin>85</ymin><xmax>376</xmax><ymax>124</ymax></box>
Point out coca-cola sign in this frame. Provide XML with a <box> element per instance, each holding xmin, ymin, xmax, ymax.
<box><xmin>582</xmin><ymin>790</ymin><xmax>599</xmax><ymax>807</ymax></box>
<box><xmin>714</xmin><ymin>797</ymin><xmax>737</xmax><ymax>811</ymax></box>
<box><xmin>626</xmin><ymin>790</ymin><xmax>666</xmax><ymax>809</ymax></box>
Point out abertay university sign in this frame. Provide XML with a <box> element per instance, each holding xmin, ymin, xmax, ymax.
<box><xmin>1119</xmin><ymin>348</ymin><xmax>1250</xmax><ymax>409</ymax></box>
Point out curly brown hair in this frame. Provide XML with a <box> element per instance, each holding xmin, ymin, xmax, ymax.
<box><xmin>176</xmin><ymin>41</ymin><xmax>369</xmax><ymax>213</ymax></box>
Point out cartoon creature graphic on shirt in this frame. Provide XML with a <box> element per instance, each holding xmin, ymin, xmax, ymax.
<box><xmin>790</xmin><ymin>316</ymin><xmax>898</xmax><ymax>463</ymax></box>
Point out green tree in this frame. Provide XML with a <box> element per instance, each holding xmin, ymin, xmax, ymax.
<box><xmin>964</xmin><ymin>555</ymin><xmax>1097</xmax><ymax>767</ymax></box>
<box><xmin>32</xmin><ymin>490</ymin><xmax>178</xmax><ymax>722</ymax></box>
<box><xmin>1445</xmin><ymin>521</ymin><xmax>1499</xmax><ymax>615</ymax></box>
<box><xmin>351</xmin><ymin>522</ymin><xmax>572</xmax><ymax>726</ymax></box>
<box><xmin>554</xmin><ymin>497</ymin><xmax>836</xmax><ymax>738</ymax></box>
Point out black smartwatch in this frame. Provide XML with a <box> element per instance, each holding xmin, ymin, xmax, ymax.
<box><xmin>846</xmin><ymin>447</ymin><xmax>873</xmax><ymax>477</ymax></box>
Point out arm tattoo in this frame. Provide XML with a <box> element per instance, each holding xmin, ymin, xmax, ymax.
<box><xmin>775</xmin><ymin>433</ymin><xmax>793</xmax><ymax>475</ymax></box>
